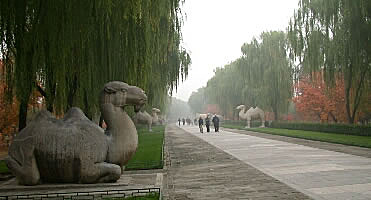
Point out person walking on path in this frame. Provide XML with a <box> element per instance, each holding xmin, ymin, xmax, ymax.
<box><xmin>182</xmin><ymin>118</ymin><xmax>185</xmax><ymax>125</ymax></box>
<box><xmin>205</xmin><ymin>116</ymin><xmax>211</xmax><ymax>133</ymax></box>
<box><xmin>198</xmin><ymin>117</ymin><xmax>204</xmax><ymax>133</ymax></box>
<box><xmin>212</xmin><ymin>114</ymin><xmax>220</xmax><ymax>132</ymax></box>
<box><xmin>178</xmin><ymin>118</ymin><xmax>181</xmax><ymax>126</ymax></box>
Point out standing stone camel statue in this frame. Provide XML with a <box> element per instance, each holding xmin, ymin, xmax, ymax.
<box><xmin>151</xmin><ymin>108</ymin><xmax>161</xmax><ymax>125</ymax></box>
<box><xmin>133</xmin><ymin>110</ymin><xmax>153</xmax><ymax>132</ymax></box>
<box><xmin>6</xmin><ymin>81</ymin><xmax>147</xmax><ymax>185</ymax></box>
<box><xmin>236</xmin><ymin>105</ymin><xmax>265</xmax><ymax>128</ymax></box>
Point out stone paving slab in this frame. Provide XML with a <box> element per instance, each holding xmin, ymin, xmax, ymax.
<box><xmin>180</xmin><ymin>125</ymin><xmax>371</xmax><ymax>200</ymax></box>
<box><xmin>163</xmin><ymin>124</ymin><xmax>312</xmax><ymax>199</ymax></box>
<box><xmin>0</xmin><ymin>170</ymin><xmax>162</xmax><ymax>198</ymax></box>
<box><xmin>223</xmin><ymin>128</ymin><xmax>371</xmax><ymax>159</ymax></box>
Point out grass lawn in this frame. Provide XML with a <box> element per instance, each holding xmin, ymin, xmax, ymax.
<box><xmin>221</xmin><ymin>123</ymin><xmax>371</xmax><ymax>149</ymax></box>
<box><xmin>112</xmin><ymin>193</ymin><xmax>159</xmax><ymax>200</ymax></box>
<box><xmin>125</xmin><ymin>125</ymin><xmax>165</xmax><ymax>170</ymax></box>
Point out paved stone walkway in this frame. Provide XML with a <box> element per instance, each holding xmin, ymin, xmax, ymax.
<box><xmin>0</xmin><ymin>170</ymin><xmax>162</xmax><ymax>198</ymax></box>
<box><xmin>223</xmin><ymin>128</ymin><xmax>371</xmax><ymax>159</ymax></box>
<box><xmin>178</xmin><ymin>125</ymin><xmax>371</xmax><ymax>200</ymax></box>
<box><xmin>163</xmin><ymin>124</ymin><xmax>312</xmax><ymax>199</ymax></box>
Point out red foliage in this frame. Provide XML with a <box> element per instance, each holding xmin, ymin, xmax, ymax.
<box><xmin>293</xmin><ymin>72</ymin><xmax>347</xmax><ymax>123</ymax></box>
<box><xmin>0</xmin><ymin>61</ymin><xmax>18</xmax><ymax>148</ymax></box>
<box><xmin>0</xmin><ymin>61</ymin><xmax>45</xmax><ymax>149</ymax></box>
<box><xmin>203</xmin><ymin>104</ymin><xmax>221</xmax><ymax>115</ymax></box>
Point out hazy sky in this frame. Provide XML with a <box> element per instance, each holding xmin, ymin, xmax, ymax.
<box><xmin>173</xmin><ymin>0</ymin><xmax>299</xmax><ymax>101</ymax></box>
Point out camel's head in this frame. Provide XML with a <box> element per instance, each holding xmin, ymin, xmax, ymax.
<box><xmin>126</xmin><ymin>86</ymin><xmax>147</xmax><ymax>112</ymax></box>
<box><xmin>100</xmin><ymin>81</ymin><xmax>130</xmax><ymax>107</ymax></box>
<box><xmin>236</xmin><ymin>105</ymin><xmax>245</xmax><ymax>110</ymax></box>
<box><xmin>152</xmin><ymin>108</ymin><xmax>161</xmax><ymax>113</ymax></box>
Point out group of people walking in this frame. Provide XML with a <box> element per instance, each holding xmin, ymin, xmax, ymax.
<box><xmin>177</xmin><ymin>114</ymin><xmax>220</xmax><ymax>133</ymax></box>
<box><xmin>198</xmin><ymin>115</ymin><xmax>219</xmax><ymax>133</ymax></box>
<box><xmin>177</xmin><ymin>117</ymin><xmax>193</xmax><ymax>126</ymax></box>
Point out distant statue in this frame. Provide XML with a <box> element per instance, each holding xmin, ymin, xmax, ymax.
<box><xmin>236</xmin><ymin>105</ymin><xmax>265</xmax><ymax>128</ymax></box>
<box><xmin>133</xmin><ymin>110</ymin><xmax>153</xmax><ymax>132</ymax></box>
<box><xmin>6</xmin><ymin>81</ymin><xmax>147</xmax><ymax>185</ymax></box>
<box><xmin>151</xmin><ymin>108</ymin><xmax>161</xmax><ymax>125</ymax></box>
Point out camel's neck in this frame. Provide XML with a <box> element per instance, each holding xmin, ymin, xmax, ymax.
<box><xmin>239</xmin><ymin>108</ymin><xmax>247</xmax><ymax>118</ymax></box>
<box><xmin>102</xmin><ymin>104</ymin><xmax>138</xmax><ymax>164</ymax></box>
<box><xmin>152</xmin><ymin>112</ymin><xmax>158</xmax><ymax>118</ymax></box>
<box><xmin>152</xmin><ymin>112</ymin><xmax>158</xmax><ymax>120</ymax></box>
<box><xmin>106</xmin><ymin>107</ymin><xmax>134</xmax><ymax>134</ymax></box>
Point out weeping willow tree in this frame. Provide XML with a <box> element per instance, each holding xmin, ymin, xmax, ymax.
<box><xmin>188</xmin><ymin>87</ymin><xmax>207</xmax><ymax>114</ymax></box>
<box><xmin>204</xmin><ymin>60</ymin><xmax>244</xmax><ymax>117</ymax></box>
<box><xmin>0</xmin><ymin>0</ymin><xmax>191</xmax><ymax>130</ymax></box>
<box><xmin>288</xmin><ymin>0</ymin><xmax>370</xmax><ymax>123</ymax></box>
<box><xmin>238</xmin><ymin>31</ymin><xmax>293</xmax><ymax>120</ymax></box>
<box><xmin>200</xmin><ymin>31</ymin><xmax>293</xmax><ymax>120</ymax></box>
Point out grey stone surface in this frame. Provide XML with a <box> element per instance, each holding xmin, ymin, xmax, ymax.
<box><xmin>163</xmin><ymin>124</ymin><xmax>312</xmax><ymax>199</ymax></box>
<box><xmin>6</xmin><ymin>81</ymin><xmax>146</xmax><ymax>185</ymax></box>
<box><xmin>0</xmin><ymin>171</ymin><xmax>162</xmax><ymax>198</ymax></box>
<box><xmin>152</xmin><ymin>108</ymin><xmax>161</xmax><ymax>125</ymax></box>
<box><xmin>224</xmin><ymin>128</ymin><xmax>371</xmax><ymax>159</ymax></box>
<box><xmin>180</xmin><ymin>125</ymin><xmax>371</xmax><ymax>200</ymax></box>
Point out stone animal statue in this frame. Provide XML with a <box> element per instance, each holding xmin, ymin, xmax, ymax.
<box><xmin>236</xmin><ymin>105</ymin><xmax>265</xmax><ymax>128</ymax></box>
<box><xmin>158</xmin><ymin>114</ymin><xmax>165</xmax><ymax>125</ymax></box>
<box><xmin>151</xmin><ymin>108</ymin><xmax>161</xmax><ymax>125</ymax></box>
<box><xmin>133</xmin><ymin>110</ymin><xmax>153</xmax><ymax>132</ymax></box>
<box><xmin>6</xmin><ymin>81</ymin><xmax>147</xmax><ymax>185</ymax></box>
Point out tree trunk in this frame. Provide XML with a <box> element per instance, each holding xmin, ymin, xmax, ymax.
<box><xmin>329</xmin><ymin>111</ymin><xmax>337</xmax><ymax>123</ymax></box>
<box><xmin>273</xmin><ymin>107</ymin><xmax>278</xmax><ymax>121</ymax></box>
<box><xmin>18</xmin><ymin>100</ymin><xmax>28</xmax><ymax>131</ymax></box>
<box><xmin>83</xmin><ymin>90</ymin><xmax>92</xmax><ymax>120</ymax></box>
<box><xmin>67</xmin><ymin>74</ymin><xmax>78</xmax><ymax>110</ymax></box>
<box><xmin>99</xmin><ymin>114</ymin><xmax>104</xmax><ymax>127</ymax></box>
<box><xmin>345</xmin><ymin>67</ymin><xmax>355</xmax><ymax>124</ymax></box>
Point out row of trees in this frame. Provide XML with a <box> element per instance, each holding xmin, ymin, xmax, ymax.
<box><xmin>189</xmin><ymin>0</ymin><xmax>370</xmax><ymax>124</ymax></box>
<box><xmin>0</xmin><ymin>0</ymin><xmax>191</xmax><ymax>131</ymax></box>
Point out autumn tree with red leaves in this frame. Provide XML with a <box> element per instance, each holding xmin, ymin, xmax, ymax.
<box><xmin>0</xmin><ymin>61</ymin><xmax>45</xmax><ymax>147</ymax></box>
<box><xmin>293</xmin><ymin>72</ymin><xmax>347</xmax><ymax>123</ymax></box>
<box><xmin>0</xmin><ymin>61</ymin><xmax>18</xmax><ymax>146</ymax></box>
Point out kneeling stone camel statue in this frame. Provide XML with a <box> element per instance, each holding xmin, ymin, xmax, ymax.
<box><xmin>151</xmin><ymin>108</ymin><xmax>161</xmax><ymax>125</ymax></box>
<box><xmin>133</xmin><ymin>110</ymin><xmax>153</xmax><ymax>132</ymax></box>
<box><xmin>236</xmin><ymin>105</ymin><xmax>265</xmax><ymax>128</ymax></box>
<box><xmin>6</xmin><ymin>81</ymin><xmax>147</xmax><ymax>185</ymax></box>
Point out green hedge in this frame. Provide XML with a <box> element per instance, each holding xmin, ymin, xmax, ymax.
<box><xmin>269</xmin><ymin>121</ymin><xmax>371</xmax><ymax>136</ymax></box>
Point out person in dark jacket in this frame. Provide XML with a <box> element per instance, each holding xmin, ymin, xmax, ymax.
<box><xmin>198</xmin><ymin>117</ymin><xmax>203</xmax><ymax>133</ymax></box>
<box><xmin>178</xmin><ymin>118</ymin><xmax>181</xmax><ymax>126</ymax></box>
<box><xmin>212</xmin><ymin>115</ymin><xmax>220</xmax><ymax>132</ymax></box>
<box><xmin>205</xmin><ymin>116</ymin><xmax>211</xmax><ymax>132</ymax></box>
